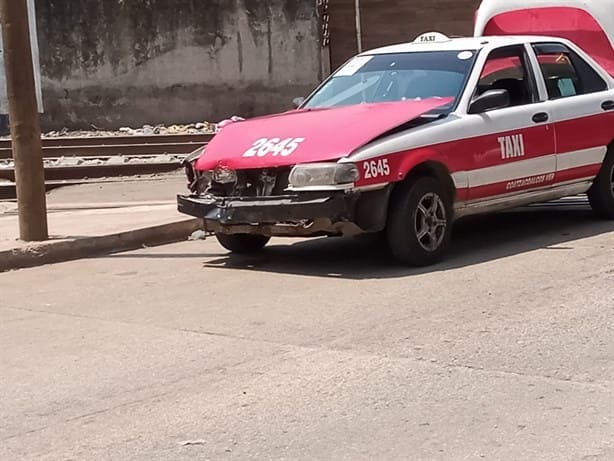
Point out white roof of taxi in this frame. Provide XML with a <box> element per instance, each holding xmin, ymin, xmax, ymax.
<box><xmin>363</xmin><ymin>35</ymin><xmax>566</xmax><ymax>55</ymax></box>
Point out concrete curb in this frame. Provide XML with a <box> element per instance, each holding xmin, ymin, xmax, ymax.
<box><xmin>0</xmin><ymin>218</ymin><xmax>201</xmax><ymax>272</ymax></box>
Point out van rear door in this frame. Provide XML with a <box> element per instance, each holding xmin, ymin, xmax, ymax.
<box><xmin>474</xmin><ymin>0</ymin><xmax>614</xmax><ymax>77</ymax></box>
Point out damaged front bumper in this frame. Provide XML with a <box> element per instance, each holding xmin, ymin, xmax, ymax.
<box><xmin>177</xmin><ymin>188</ymin><xmax>391</xmax><ymax>237</ymax></box>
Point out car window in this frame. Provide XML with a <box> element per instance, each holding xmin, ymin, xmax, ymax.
<box><xmin>475</xmin><ymin>45</ymin><xmax>537</xmax><ymax>107</ymax></box>
<box><xmin>533</xmin><ymin>43</ymin><xmax>608</xmax><ymax>99</ymax></box>
<box><xmin>303</xmin><ymin>51</ymin><xmax>478</xmax><ymax>113</ymax></box>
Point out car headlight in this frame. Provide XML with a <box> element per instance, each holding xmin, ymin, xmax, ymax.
<box><xmin>289</xmin><ymin>163</ymin><xmax>359</xmax><ymax>188</ymax></box>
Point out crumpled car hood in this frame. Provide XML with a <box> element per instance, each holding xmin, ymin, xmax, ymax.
<box><xmin>195</xmin><ymin>98</ymin><xmax>451</xmax><ymax>171</ymax></box>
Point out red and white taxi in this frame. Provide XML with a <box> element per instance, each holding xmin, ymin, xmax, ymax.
<box><xmin>178</xmin><ymin>0</ymin><xmax>614</xmax><ymax>266</ymax></box>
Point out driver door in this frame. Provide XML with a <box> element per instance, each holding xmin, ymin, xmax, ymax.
<box><xmin>467</xmin><ymin>45</ymin><xmax>556</xmax><ymax>201</ymax></box>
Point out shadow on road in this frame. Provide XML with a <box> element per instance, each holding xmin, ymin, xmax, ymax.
<box><xmin>111</xmin><ymin>198</ymin><xmax>614</xmax><ymax>280</ymax></box>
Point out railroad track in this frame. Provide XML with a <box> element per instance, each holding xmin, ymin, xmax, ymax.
<box><xmin>0</xmin><ymin>133</ymin><xmax>213</xmax><ymax>158</ymax></box>
<box><xmin>0</xmin><ymin>133</ymin><xmax>213</xmax><ymax>200</ymax></box>
<box><xmin>0</xmin><ymin>133</ymin><xmax>212</xmax><ymax>180</ymax></box>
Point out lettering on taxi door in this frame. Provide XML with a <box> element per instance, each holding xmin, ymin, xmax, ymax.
<box><xmin>498</xmin><ymin>134</ymin><xmax>525</xmax><ymax>159</ymax></box>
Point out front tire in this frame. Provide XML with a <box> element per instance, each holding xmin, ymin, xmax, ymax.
<box><xmin>587</xmin><ymin>149</ymin><xmax>614</xmax><ymax>219</ymax></box>
<box><xmin>215</xmin><ymin>233</ymin><xmax>270</xmax><ymax>254</ymax></box>
<box><xmin>386</xmin><ymin>177</ymin><xmax>453</xmax><ymax>266</ymax></box>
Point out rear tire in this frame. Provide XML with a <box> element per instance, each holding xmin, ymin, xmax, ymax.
<box><xmin>386</xmin><ymin>177</ymin><xmax>453</xmax><ymax>266</ymax></box>
<box><xmin>587</xmin><ymin>149</ymin><xmax>614</xmax><ymax>219</ymax></box>
<box><xmin>216</xmin><ymin>233</ymin><xmax>270</xmax><ymax>254</ymax></box>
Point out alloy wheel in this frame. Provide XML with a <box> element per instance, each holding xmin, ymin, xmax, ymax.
<box><xmin>414</xmin><ymin>192</ymin><xmax>447</xmax><ymax>252</ymax></box>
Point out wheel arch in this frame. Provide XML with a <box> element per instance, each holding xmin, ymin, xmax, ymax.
<box><xmin>396</xmin><ymin>160</ymin><xmax>457</xmax><ymax>202</ymax></box>
<box><xmin>391</xmin><ymin>146</ymin><xmax>457</xmax><ymax>200</ymax></box>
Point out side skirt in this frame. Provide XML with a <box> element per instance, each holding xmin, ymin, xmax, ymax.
<box><xmin>454</xmin><ymin>179</ymin><xmax>594</xmax><ymax>219</ymax></box>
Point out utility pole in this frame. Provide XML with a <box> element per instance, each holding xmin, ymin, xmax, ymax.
<box><xmin>354</xmin><ymin>0</ymin><xmax>362</xmax><ymax>53</ymax></box>
<box><xmin>0</xmin><ymin>0</ymin><xmax>47</xmax><ymax>241</ymax></box>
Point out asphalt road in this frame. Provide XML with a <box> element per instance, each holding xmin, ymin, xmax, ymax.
<box><xmin>1</xmin><ymin>198</ymin><xmax>613</xmax><ymax>460</ymax></box>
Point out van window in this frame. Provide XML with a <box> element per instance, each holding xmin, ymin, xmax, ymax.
<box><xmin>533</xmin><ymin>43</ymin><xmax>608</xmax><ymax>99</ymax></box>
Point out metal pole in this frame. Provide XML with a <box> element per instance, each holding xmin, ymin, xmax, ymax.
<box><xmin>355</xmin><ymin>0</ymin><xmax>362</xmax><ymax>53</ymax></box>
<box><xmin>0</xmin><ymin>0</ymin><xmax>48</xmax><ymax>241</ymax></box>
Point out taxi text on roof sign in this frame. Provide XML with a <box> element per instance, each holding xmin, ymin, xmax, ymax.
<box><xmin>414</xmin><ymin>32</ymin><xmax>450</xmax><ymax>43</ymax></box>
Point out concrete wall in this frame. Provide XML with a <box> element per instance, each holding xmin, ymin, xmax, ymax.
<box><xmin>329</xmin><ymin>0</ymin><xmax>481</xmax><ymax>70</ymax></box>
<box><xmin>0</xmin><ymin>0</ymin><xmax>43</xmax><ymax>115</ymax></box>
<box><xmin>35</xmin><ymin>0</ymin><xmax>323</xmax><ymax>130</ymax></box>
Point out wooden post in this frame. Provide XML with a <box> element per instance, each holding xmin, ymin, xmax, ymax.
<box><xmin>0</xmin><ymin>0</ymin><xmax>47</xmax><ymax>241</ymax></box>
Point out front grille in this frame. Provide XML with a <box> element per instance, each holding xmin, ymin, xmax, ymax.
<box><xmin>209</xmin><ymin>167</ymin><xmax>292</xmax><ymax>198</ymax></box>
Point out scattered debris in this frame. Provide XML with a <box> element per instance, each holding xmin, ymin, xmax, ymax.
<box><xmin>188</xmin><ymin>230</ymin><xmax>207</xmax><ymax>241</ymax></box>
<box><xmin>216</xmin><ymin>116</ymin><xmax>245</xmax><ymax>132</ymax></box>
<box><xmin>0</xmin><ymin>202</ymin><xmax>17</xmax><ymax>214</ymax></box>
<box><xmin>0</xmin><ymin>121</ymin><xmax>217</xmax><ymax>140</ymax></box>
<box><xmin>0</xmin><ymin>154</ymin><xmax>186</xmax><ymax>171</ymax></box>
<box><xmin>179</xmin><ymin>440</ymin><xmax>207</xmax><ymax>446</ymax></box>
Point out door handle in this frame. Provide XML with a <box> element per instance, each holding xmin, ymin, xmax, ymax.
<box><xmin>532</xmin><ymin>112</ymin><xmax>549</xmax><ymax>123</ymax></box>
<box><xmin>601</xmin><ymin>100</ymin><xmax>614</xmax><ymax>111</ymax></box>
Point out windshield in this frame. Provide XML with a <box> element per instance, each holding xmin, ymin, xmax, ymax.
<box><xmin>304</xmin><ymin>51</ymin><xmax>478</xmax><ymax>112</ymax></box>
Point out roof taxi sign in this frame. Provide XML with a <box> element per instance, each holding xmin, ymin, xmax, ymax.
<box><xmin>414</xmin><ymin>32</ymin><xmax>450</xmax><ymax>44</ymax></box>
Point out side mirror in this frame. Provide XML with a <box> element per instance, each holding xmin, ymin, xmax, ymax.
<box><xmin>468</xmin><ymin>89</ymin><xmax>510</xmax><ymax>114</ymax></box>
<box><xmin>292</xmin><ymin>97</ymin><xmax>306</xmax><ymax>108</ymax></box>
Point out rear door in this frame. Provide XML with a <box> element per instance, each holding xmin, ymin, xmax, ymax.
<box><xmin>531</xmin><ymin>42</ymin><xmax>614</xmax><ymax>185</ymax></box>
<box><xmin>466</xmin><ymin>44</ymin><xmax>556</xmax><ymax>201</ymax></box>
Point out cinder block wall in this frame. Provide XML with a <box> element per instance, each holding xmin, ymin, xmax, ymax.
<box><xmin>35</xmin><ymin>0</ymin><xmax>323</xmax><ymax>130</ymax></box>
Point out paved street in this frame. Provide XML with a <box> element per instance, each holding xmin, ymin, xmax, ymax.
<box><xmin>1</xmin><ymin>198</ymin><xmax>613</xmax><ymax>460</ymax></box>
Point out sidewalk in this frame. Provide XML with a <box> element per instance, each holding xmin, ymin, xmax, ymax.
<box><xmin>0</xmin><ymin>174</ymin><xmax>201</xmax><ymax>272</ymax></box>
